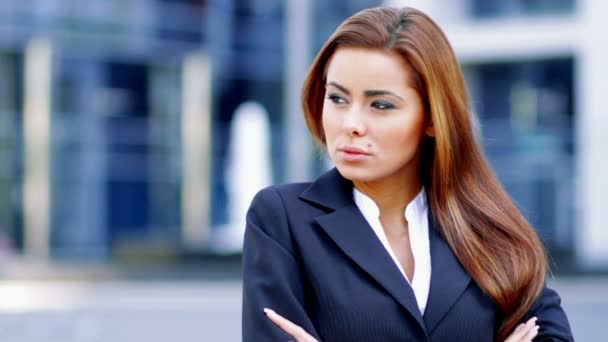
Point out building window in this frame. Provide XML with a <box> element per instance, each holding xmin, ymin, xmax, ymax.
<box><xmin>470</xmin><ymin>0</ymin><xmax>575</xmax><ymax>19</ymax></box>
<box><xmin>466</xmin><ymin>58</ymin><xmax>575</xmax><ymax>261</ymax></box>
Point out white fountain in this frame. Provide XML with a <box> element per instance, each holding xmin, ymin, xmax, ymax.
<box><xmin>211</xmin><ymin>101</ymin><xmax>272</xmax><ymax>253</ymax></box>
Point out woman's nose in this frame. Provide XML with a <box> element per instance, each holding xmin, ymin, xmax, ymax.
<box><xmin>343</xmin><ymin>110</ymin><xmax>366</xmax><ymax>136</ymax></box>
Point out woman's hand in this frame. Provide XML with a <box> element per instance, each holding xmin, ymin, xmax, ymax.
<box><xmin>264</xmin><ymin>308</ymin><xmax>319</xmax><ymax>342</ymax></box>
<box><xmin>504</xmin><ymin>317</ymin><xmax>539</xmax><ymax>342</ymax></box>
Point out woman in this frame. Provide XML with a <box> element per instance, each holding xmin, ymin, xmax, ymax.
<box><xmin>242</xmin><ymin>6</ymin><xmax>573</xmax><ymax>342</ymax></box>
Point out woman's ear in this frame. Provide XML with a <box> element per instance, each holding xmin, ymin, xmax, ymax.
<box><xmin>425</xmin><ymin>120</ymin><xmax>435</xmax><ymax>137</ymax></box>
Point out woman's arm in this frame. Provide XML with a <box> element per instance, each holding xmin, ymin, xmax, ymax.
<box><xmin>242</xmin><ymin>187</ymin><xmax>320</xmax><ymax>342</ymax></box>
<box><xmin>264</xmin><ymin>304</ymin><xmax>541</xmax><ymax>342</ymax></box>
<box><xmin>522</xmin><ymin>285</ymin><xmax>574</xmax><ymax>341</ymax></box>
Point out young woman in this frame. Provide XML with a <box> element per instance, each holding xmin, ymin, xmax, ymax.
<box><xmin>242</xmin><ymin>6</ymin><xmax>573</xmax><ymax>342</ymax></box>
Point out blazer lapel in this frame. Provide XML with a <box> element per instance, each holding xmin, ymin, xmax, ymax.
<box><xmin>423</xmin><ymin>212</ymin><xmax>472</xmax><ymax>334</ymax></box>
<box><xmin>314</xmin><ymin>206</ymin><xmax>426</xmax><ymax>331</ymax></box>
<box><xmin>300</xmin><ymin>168</ymin><xmax>426</xmax><ymax>332</ymax></box>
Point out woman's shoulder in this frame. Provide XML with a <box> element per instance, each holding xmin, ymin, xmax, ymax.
<box><xmin>251</xmin><ymin>168</ymin><xmax>348</xmax><ymax>211</ymax></box>
<box><xmin>247</xmin><ymin>182</ymin><xmax>316</xmax><ymax>244</ymax></box>
<box><xmin>251</xmin><ymin>182</ymin><xmax>313</xmax><ymax>207</ymax></box>
<box><xmin>267</xmin><ymin>182</ymin><xmax>314</xmax><ymax>195</ymax></box>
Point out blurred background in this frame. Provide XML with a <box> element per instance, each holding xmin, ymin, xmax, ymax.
<box><xmin>0</xmin><ymin>0</ymin><xmax>607</xmax><ymax>341</ymax></box>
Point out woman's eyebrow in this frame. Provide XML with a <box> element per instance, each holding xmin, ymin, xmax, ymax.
<box><xmin>364</xmin><ymin>90</ymin><xmax>404</xmax><ymax>101</ymax></box>
<box><xmin>326</xmin><ymin>81</ymin><xmax>404</xmax><ymax>101</ymax></box>
<box><xmin>325</xmin><ymin>81</ymin><xmax>350</xmax><ymax>95</ymax></box>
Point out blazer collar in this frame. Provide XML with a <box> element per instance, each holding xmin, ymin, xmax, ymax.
<box><xmin>299</xmin><ymin>168</ymin><xmax>353</xmax><ymax>210</ymax></box>
<box><xmin>300</xmin><ymin>168</ymin><xmax>472</xmax><ymax>334</ymax></box>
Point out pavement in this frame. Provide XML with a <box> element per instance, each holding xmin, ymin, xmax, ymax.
<box><xmin>0</xmin><ymin>280</ymin><xmax>242</xmax><ymax>342</ymax></box>
<box><xmin>0</xmin><ymin>258</ymin><xmax>605</xmax><ymax>341</ymax></box>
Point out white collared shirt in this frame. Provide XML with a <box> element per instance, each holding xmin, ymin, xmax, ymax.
<box><xmin>353</xmin><ymin>187</ymin><xmax>432</xmax><ymax>314</ymax></box>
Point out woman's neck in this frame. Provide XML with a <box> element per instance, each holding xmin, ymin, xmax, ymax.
<box><xmin>353</xmin><ymin>178</ymin><xmax>422</xmax><ymax>215</ymax></box>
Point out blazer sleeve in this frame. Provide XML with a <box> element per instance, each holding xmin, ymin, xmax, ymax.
<box><xmin>242</xmin><ymin>187</ymin><xmax>320</xmax><ymax>342</ymax></box>
<box><xmin>523</xmin><ymin>284</ymin><xmax>574</xmax><ymax>341</ymax></box>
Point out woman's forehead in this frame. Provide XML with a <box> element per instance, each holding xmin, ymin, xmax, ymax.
<box><xmin>324</xmin><ymin>47</ymin><xmax>416</xmax><ymax>91</ymax></box>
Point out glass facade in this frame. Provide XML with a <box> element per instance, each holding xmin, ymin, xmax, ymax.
<box><xmin>0</xmin><ymin>0</ymin><xmax>582</xmax><ymax>263</ymax></box>
<box><xmin>50</xmin><ymin>58</ymin><xmax>184</xmax><ymax>258</ymax></box>
<box><xmin>0</xmin><ymin>1</ymin><xmax>202</xmax><ymax>258</ymax></box>
<box><xmin>470</xmin><ymin>0</ymin><xmax>575</xmax><ymax>18</ymax></box>
<box><xmin>0</xmin><ymin>52</ymin><xmax>24</xmax><ymax>253</ymax></box>
<box><xmin>466</xmin><ymin>58</ymin><xmax>575</xmax><ymax>258</ymax></box>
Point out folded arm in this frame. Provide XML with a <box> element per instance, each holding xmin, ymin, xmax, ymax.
<box><xmin>242</xmin><ymin>187</ymin><xmax>320</xmax><ymax>341</ymax></box>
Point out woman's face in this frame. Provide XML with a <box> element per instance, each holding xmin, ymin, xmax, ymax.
<box><xmin>322</xmin><ymin>47</ymin><xmax>433</xmax><ymax>186</ymax></box>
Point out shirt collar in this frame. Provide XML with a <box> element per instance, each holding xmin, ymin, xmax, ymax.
<box><xmin>353</xmin><ymin>186</ymin><xmax>427</xmax><ymax>223</ymax></box>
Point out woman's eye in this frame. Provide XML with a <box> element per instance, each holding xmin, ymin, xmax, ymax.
<box><xmin>327</xmin><ymin>94</ymin><xmax>347</xmax><ymax>104</ymax></box>
<box><xmin>371</xmin><ymin>100</ymin><xmax>395</xmax><ymax>110</ymax></box>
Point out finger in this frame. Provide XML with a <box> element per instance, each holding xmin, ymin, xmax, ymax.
<box><xmin>264</xmin><ymin>308</ymin><xmax>300</xmax><ymax>334</ymax></box>
<box><xmin>521</xmin><ymin>324</ymin><xmax>539</xmax><ymax>342</ymax></box>
<box><xmin>264</xmin><ymin>308</ymin><xmax>318</xmax><ymax>342</ymax></box>
<box><xmin>504</xmin><ymin>324</ymin><xmax>526</xmax><ymax>342</ymax></box>
<box><xmin>504</xmin><ymin>317</ymin><xmax>537</xmax><ymax>342</ymax></box>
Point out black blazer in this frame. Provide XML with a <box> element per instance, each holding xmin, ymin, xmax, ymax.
<box><xmin>242</xmin><ymin>168</ymin><xmax>574</xmax><ymax>341</ymax></box>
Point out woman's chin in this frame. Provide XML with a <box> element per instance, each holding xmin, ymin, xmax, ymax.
<box><xmin>335</xmin><ymin>164</ymin><xmax>379</xmax><ymax>183</ymax></box>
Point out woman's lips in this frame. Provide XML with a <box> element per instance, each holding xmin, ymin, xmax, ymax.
<box><xmin>337</xmin><ymin>146</ymin><xmax>371</xmax><ymax>162</ymax></box>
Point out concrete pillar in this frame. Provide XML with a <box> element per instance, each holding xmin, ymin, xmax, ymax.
<box><xmin>576</xmin><ymin>0</ymin><xmax>608</xmax><ymax>269</ymax></box>
<box><xmin>285</xmin><ymin>0</ymin><xmax>313</xmax><ymax>182</ymax></box>
<box><xmin>23</xmin><ymin>37</ymin><xmax>52</xmax><ymax>259</ymax></box>
<box><xmin>181</xmin><ymin>52</ymin><xmax>212</xmax><ymax>249</ymax></box>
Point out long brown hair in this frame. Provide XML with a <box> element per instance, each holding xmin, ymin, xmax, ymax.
<box><xmin>302</xmin><ymin>7</ymin><xmax>547</xmax><ymax>340</ymax></box>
